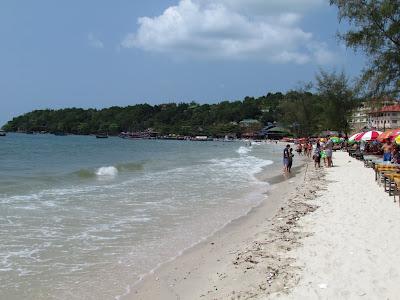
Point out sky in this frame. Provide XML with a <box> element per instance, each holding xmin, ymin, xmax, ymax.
<box><xmin>0</xmin><ymin>0</ymin><xmax>366</xmax><ymax>126</ymax></box>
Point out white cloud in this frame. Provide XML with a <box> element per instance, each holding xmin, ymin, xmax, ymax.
<box><xmin>120</xmin><ymin>0</ymin><xmax>334</xmax><ymax>64</ymax></box>
<box><xmin>88</xmin><ymin>33</ymin><xmax>104</xmax><ymax>49</ymax></box>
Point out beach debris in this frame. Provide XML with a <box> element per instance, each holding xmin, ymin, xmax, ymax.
<box><xmin>259</xmin><ymin>283</ymin><xmax>267</xmax><ymax>290</ymax></box>
<box><xmin>244</xmin><ymin>255</ymin><xmax>259</xmax><ymax>264</ymax></box>
<box><xmin>318</xmin><ymin>283</ymin><xmax>328</xmax><ymax>289</ymax></box>
<box><xmin>223</xmin><ymin>164</ymin><xmax>326</xmax><ymax>298</ymax></box>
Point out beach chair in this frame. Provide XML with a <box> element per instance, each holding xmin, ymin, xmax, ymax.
<box><xmin>393</xmin><ymin>178</ymin><xmax>400</xmax><ymax>203</ymax></box>
<box><xmin>383</xmin><ymin>173</ymin><xmax>400</xmax><ymax>195</ymax></box>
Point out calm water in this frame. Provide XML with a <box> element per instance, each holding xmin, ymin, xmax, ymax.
<box><xmin>0</xmin><ymin>134</ymin><xmax>283</xmax><ymax>299</ymax></box>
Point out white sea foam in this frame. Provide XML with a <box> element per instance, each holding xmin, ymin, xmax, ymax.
<box><xmin>95</xmin><ymin>166</ymin><xmax>118</xmax><ymax>177</ymax></box>
<box><xmin>236</xmin><ymin>146</ymin><xmax>251</xmax><ymax>154</ymax></box>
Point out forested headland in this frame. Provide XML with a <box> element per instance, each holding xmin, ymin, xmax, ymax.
<box><xmin>2</xmin><ymin>70</ymin><xmax>358</xmax><ymax>137</ymax></box>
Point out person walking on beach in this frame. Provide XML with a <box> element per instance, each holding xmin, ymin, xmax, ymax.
<box><xmin>288</xmin><ymin>148</ymin><xmax>294</xmax><ymax>173</ymax></box>
<box><xmin>313</xmin><ymin>142</ymin><xmax>321</xmax><ymax>168</ymax></box>
<box><xmin>307</xmin><ymin>143</ymin><xmax>312</xmax><ymax>158</ymax></box>
<box><xmin>296</xmin><ymin>143</ymin><xmax>302</xmax><ymax>156</ymax></box>
<box><xmin>283</xmin><ymin>144</ymin><xmax>290</xmax><ymax>172</ymax></box>
<box><xmin>325</xmin><ymin>137</ymin><xmax>333</xmax><ymax>167</ymax></box>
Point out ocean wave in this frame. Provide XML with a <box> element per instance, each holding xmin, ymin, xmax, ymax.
<box><xmin>236</xmin><ymin>146</ymin><xmax>252</xmax><ymax>155</ymax></box>
<box><xmin>95</xmin><ymin>166</ymin><xmax>118</xmax><ymax>177</ymax></box>
<box><xmin>209</xmin><ymin>156</ymin><xmax>273</xmax><ymax>177</ymax></box>
<box><xmin>75</xmin><ymin>169</ymin><xmax>96</xmax><ymax>179</ymax></box>
<box><xmin>115</xmin><ymin>162</ymin><xmax>145</xmax><ymax>172</ymax></box>
<box><xmin>74</xmin><ymin>162</ymin><xmax>144</xmax><ymax>179</ymax></box>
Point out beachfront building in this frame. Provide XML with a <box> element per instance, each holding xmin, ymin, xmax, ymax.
<box><xmin>350</xmin><ymin>98</ymin><xmax>399</xmax><ymax>132</ymax></box>
<box><xmin>350</xmin><ymin>103</ymin><xmax>371</xmax><ymax>132</ymax></box>
<box><xmin>368</xmin><ymin>104</ymin><xmax>400</xmax><ymax>130</ymax></box>
<box><xmin>239</xmin><ymin>119</ymin><xmax>261</xmax><ymax>128</ymax></box>
<box><xmin>261</xmin><ymin>126</ymin><xmax>290</xmax><ymax>139</ymax></box>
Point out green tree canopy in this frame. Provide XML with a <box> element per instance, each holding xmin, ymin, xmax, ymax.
<box><xmin>316</xmin><ymin>69</ymin><xmax>358</xmax><ymax>134</ymax></box>
<box><xmin>330</xmin><ymin>0</ymin><xmax>400</xmax><ymax>96</ymax></box>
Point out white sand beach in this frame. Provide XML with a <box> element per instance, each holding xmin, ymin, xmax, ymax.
<box><xmin>129</xmin><ymin>151</ymin><xmax>400</xmax><ymax>299</ymax></box>
<box><xmin>273</xmin><ymin>151</ymin><xmax>400</xmax><ymax>299</ymax></box>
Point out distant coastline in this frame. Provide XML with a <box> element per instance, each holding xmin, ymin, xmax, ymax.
<box><xmin>2</xmin><ymin>85</ymin><xmax>354</xmax><ymax>139</ymax></box>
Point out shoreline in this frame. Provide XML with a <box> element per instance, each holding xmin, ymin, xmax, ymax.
<box><xmin>125</xmin><ymin>155</ymin><xmax>312</xmax><ymax>299</ymax></box>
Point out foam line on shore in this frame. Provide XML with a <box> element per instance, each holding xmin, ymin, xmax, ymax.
<box><xmin>123</xmin><ymin>157</ymin><xmax>309</xmax><ymax>299</ymax></box>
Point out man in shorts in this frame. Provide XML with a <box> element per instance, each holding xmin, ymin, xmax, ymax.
<box><xmin>283</xmin><ymin>144</ymin><xmax>290</xmax><ymax>172</ymax></box>
<box><xmin>382</xmin><ymin>140</ymin><xmax>393</xmax><ymax>161</ymax></box>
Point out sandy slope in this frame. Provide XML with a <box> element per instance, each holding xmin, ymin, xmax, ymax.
<box><xmin>273</xmin><ymin>151</ymin><xmax>400</xmax><ymax>299</ymax></box>
<box><xmin>129</xmin><ymin>151</ymin><xmax>400</xmax><ymax>300</ymax></box>
<box><xmin>128</xmin><ymin>156</ymin><xmax>324</xmax><ymax>300</ymax></box>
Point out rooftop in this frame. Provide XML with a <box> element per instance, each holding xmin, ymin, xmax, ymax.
<box><xmin>370</xmin><ymin>104</ymin><xmax>400</xmax><ymax>114</ymax></box>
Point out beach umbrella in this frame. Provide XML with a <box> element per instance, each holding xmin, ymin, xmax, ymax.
<box><xmin>377</xmin><ymin>130</ymin><xmax>392</xmax><ymax>142</ymax></box>
<box><xmin>388</xmin><ymin>129</ymin><xmax>400</xmax><ymax>141</ymax></box>
<box><xmin>354</xmin><ymin>130</ymin><xmax>382</xmax><ymax>142</ymax></box>
<box><xmin>348</xmin><ymin>132</ymin><xmax>362</xmax><ymax>142</ymax></box>
<box><xmin>330</xmin><ymin>136</ymin><xmax>341</xmax><ymax>143</ymax></box>
<box><xmin>377</xmin><ymin>129</ymin><xmax>400</xmax><ymax>142</ymax></box>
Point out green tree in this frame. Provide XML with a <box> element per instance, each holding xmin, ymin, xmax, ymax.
<box><xmin>316</xmin><ymin>69</ymin><xmax>357</xmax><ymax>134</ymax></box>
<box><xmin>279</xmin><ymin>87</ymin><xmax>322</xmax><ymax>136</ymax></box>
<box><xmin>330</xmin><ymin>0</ymin><xmax>400</xmax><ymax>96</ymax></box>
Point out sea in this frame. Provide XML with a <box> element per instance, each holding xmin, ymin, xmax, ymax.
<box><xmin>0</xmin><ymin>133</ymin><xmax>284</xmax><ymax>299</ymax></box>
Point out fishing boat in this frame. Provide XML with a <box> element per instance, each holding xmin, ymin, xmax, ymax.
<box><xmin>0</xmin><ymin>130</ymin><xmax>6</xmax><ymax>137</ymax></box>
<box><xmin>96</xmin><ymin>133</ymin><xmax>109</xmax><ymax>139</ymax></box>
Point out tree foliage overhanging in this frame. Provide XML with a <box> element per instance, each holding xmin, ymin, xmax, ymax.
<box><xmin>2</xmin><ymin>70</ymin><xmax>359</xmax><ymax>137</ymax></box>
<box><xmin>330</xmin><ymin>0</ymin><xmax>400</xmax><ymax>96</ymax></box>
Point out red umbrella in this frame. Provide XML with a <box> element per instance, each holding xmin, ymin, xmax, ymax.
<box><xmin>354</xmin><ymin>130</ymin><xmax>382</xmax><ymax>141</ymax></box>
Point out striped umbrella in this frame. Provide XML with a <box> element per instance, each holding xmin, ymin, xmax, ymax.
<box><xmin>354</xmin><ymin>130</ymin><xmax>382</xmax><ymax>141</ymax></box>
<box><xmin>348</xmin><ymin>132</ymin><xmax>362</xmax><ymax>142</ymax></box>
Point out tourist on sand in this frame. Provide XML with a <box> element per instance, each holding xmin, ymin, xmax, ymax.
<box><xmin>296</xmin><ymin>143</ymin><xmax>302</xmax><ymax>156</ymax></box>
<box><xmin>321</xmin><ymin>147</ymin><xmax>327</xmax><ymax>167</ymax></box>
<box><xmin>313</xmin><ymin>142</ymin><xmax>321</xmax><ymax>168</ymax></box>
<box><xmin>382</xmin><ymin>140</ymin><xmax>393</xmax><ymax>162</ymax></box>
<box><xmin>283</xmin><ymin>144</ymin><xmax>290</xmax><ymax>172</ymax></box>
<box><xmin>325</xmin><ymin>137</ymin><xmax>334</xmax><ymax>167</ymax></box>
<box><xmin>307</xmin><ymin>143</ymin><xmax>312</xmax><ymax>158</ymax></box>
<box><xmin>288</xmin><ymin>148</ymin><xmax>294</xmax><ymax>173</ymax></box>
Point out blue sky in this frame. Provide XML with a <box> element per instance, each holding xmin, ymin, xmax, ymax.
<box><xmin>0</xmin><ymin>0</ymin><xmax>365</xmax><ymax>126</ymax></box>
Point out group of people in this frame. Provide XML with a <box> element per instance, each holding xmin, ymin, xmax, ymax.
<box><xmin>283</xmin><ymin>144</ymin><xmax>295</xmax><ymax>173</ymax></box>
<box><xmin>352</xmin><ymin>139</ymin><xmax>400</xmax><ymax>164</ymax></box>
<box><xmin>283</xmin><ymin>137</ymin><xmax>335</xmax><ymax>172</ymax></box>
<box><xmin>312</xmin><ymin>139</ymin><xmax>334</xmax><ymax>168</ymax></box>
<box><xmin>296</xmin><ymin>143</ymin><xmax>313</xmax><ymax>158</ymax></box>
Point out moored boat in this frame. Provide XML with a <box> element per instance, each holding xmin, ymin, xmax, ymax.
<box><xmin>0</xmin><ymin>130</ymin><xmax>6</xmax><ymax>136</ymax></box>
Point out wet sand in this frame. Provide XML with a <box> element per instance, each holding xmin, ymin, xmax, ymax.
<box><xmin>126</xmin><ymin>155</ymin><xmax>319</xmax><ymax>299</ymax></box>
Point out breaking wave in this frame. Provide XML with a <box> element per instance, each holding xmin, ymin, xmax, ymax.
<box><xmin>95</xmin><ymin>166</ymin><xmax>118</xmax><ymax>177</ymax></box>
